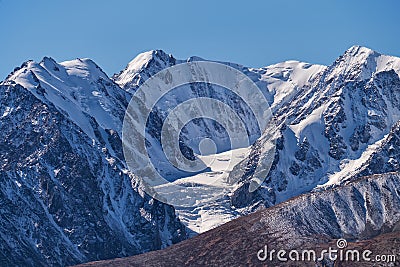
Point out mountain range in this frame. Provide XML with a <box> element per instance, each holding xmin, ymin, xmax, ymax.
<box><xmin>1</xmin><ymin>46</ymin><xmax>399</xmax><ymax>266</ymax></box>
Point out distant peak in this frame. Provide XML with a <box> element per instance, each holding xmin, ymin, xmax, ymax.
<box><xmin>63</xmin><ymin>57</ymin><xmax>99</xmax><ymax>67</ymax></box>
<box><xmin>60</xmin><ymin>57</ymin><xmax>106</xmax><ymax>75</ymax></box>
<box><xmin>325</xmin><ymin>45</ymin><xmax>387</xmax><ymax>82</ymax></box>
<box><xmin>187</xmin><ymin>56</ymin><xmax>205</xmax><ymax>62</ymax></box>
<box><xmin>332</xmin><ymin>45</ymin><xmax>380</xmax><ymax>68</ymax></box>
<box><xmin>114</xmin><ymin>49</ymin><xmax>176</xmax><ymax>90</ymax></box>
<box><xmin>40</xmin><ymin>56</ymin><xmax>57</xmax><ymax>64</ymax></box>
<box><xmin>40</xmin><ymin>56</ymin><xmax>61</xmax><ymax>72</ymax></box>
<box><xmin>125</xmin><ymin>49</ymin><xmax>173</xmax><ymax>71</ymax></box>
<box><xmin>152</xmin><ymin>49</ymin><xmax>169</xmax><ymax>57</ymax></box>
<box><xmin>344</xmin><ymin>45</ymin><xmax>378</xmax><ymax>57</ymax></box>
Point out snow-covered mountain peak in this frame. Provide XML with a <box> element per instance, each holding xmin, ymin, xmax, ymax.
<box><xmin>114</xmin><ymin>49</ymin><xmax>176</xmax><ymax>91</ymax></box>
<box><xmin>39</xmin><ymin>56</ymin><xmax>59</xmax><ymax>69</ymax></box>
<box><xmin>59</xmin><ymin>58</ymin><xmax>110</xmax><ymax>81</ymax></box>
<box><xmin>340</xmin><ymin>45</ymin><xmax>380</xmax><ymax>69</ymax></box>
<box><xmin>127</xmin><ymin>50</ymin><xmax>169</xmax><ymax>70</ymax></box>
<box><xmin>3</xmin><ymin>57</ymin><xmax>128</xmax><ymax>141</ymax></box>
<box><xmin>345</xmin><ymin>45</ymin><xmax>377</xmax><ymax>57</ymax></box>
<box><xmin>228</xmin><ymin>46</ymin><xmax>400</xmax><ymax>213</ymax></box>
<box><xmin>252</xmin><ymin>60</ymin><xmax>326</xmax><ymax>111</ymax></box>
<box><xmin>260</xmin><ymin>60</ymin><xmax>326</xmax><ymax>84</ymax></box>
<box><xmin>113</xmin><ymin>50</ymin><xmax>247</xmax><ymax>92</ymax></box>
<box><xmin>326</xmin><ymin>46</ymin><xmax>400</xmax><ymax>82</ymax></box>
<box><xmin>4</xmin><ymin>57</ymin><xmax>112</xmax><ymax>86</ymax></box>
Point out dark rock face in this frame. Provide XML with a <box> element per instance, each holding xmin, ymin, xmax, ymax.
<box><xmin>0</xmin><ymin>68</ymin><xmax>187</xmax><ymax>265</ymax></box>
<box><xmin>355</xmin><ymin>121</ymin><xmax>400</xmax><ymax>178</ymax></box>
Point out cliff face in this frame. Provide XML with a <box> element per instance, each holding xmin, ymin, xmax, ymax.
<box><xmin>0</xmin><ymin>58</ymin><xmax>187</xmax><ymax>266</ymax></box>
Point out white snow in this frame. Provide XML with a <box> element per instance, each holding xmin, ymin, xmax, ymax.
<box><xmin>1</xmin><ymin>107</ymin><xmax>12</xmax><ymax>118</ymax></box>
<box><xmin>171</xmin><ymin>147</ymin><xmax>250</xmax><ymax>234</ymax></box>
<box><xmin>257</xmin><ymin>61</ymin><xmax>326</xmax><ymax>110</ymax></box>
<box><xmin>5</xmin><ymin>57</ymin><xmax>125</xmax><ymax>142</ymax></box>
<box><xmin>325</xmin><ymin>133</ymin><xmax>388</xmax><ymax>185</ymax></box>
<box><xmin>376</xmin><ymin>54</ymin><xmax>400</xmax><ymax>76</ymax></box>
<box><xmin>326</xmin><ymin>45</ymin><xmax>400</xmax><ymax>82</ymax></box>
<box><xmin>125</xmin><ymin>51</ymin><xmax>154</xmax><ymax>73</ymax></box>
<box><xmin>289</xmin><ymin>104</ymin><xmax>326</xmax><ymax>141</ymax></box>
<box><xmin>53</xmin><ymin>169</ymin><xmax>60</xmax><ymax>177</ymax></box>
<box><xmin>114</xmin><ymin>50</ymin><xmax>172</xmax><ymax>89</ymax></box>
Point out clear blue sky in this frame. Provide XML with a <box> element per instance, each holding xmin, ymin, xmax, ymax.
<box><xmin>1</xmin><ymin>0</ymin><xmax>399</xmax><ymax>80</ymax></box>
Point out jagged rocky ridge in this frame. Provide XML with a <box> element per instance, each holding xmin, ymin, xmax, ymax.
<box><xmin>0</xmin><ymin>58</ymin><xmax>186</xmax><ymax>266</ymax></box>
<box><xmin>229</xmin><ymin>46</ymin><xmax>400</xmax><ymax>211</ymax></box>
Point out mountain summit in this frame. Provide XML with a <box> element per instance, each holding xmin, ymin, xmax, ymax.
<box><xmin>0</xmin><ymin>54</ymin><xmax>186</xmax><ymax>266</ymax></box>
<box><xmin>113</xmin><ymin>49</ymin><xmax>176</xmax><ymax>91</ymax></box>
